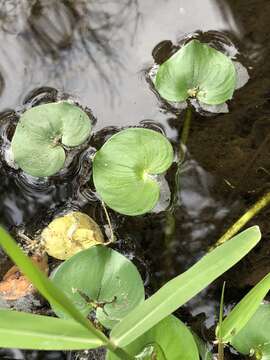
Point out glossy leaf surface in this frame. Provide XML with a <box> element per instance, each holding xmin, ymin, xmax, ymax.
<box><xmin>11</xmin><ymin>102</ymin><xmax>91</xmax><ymax>177</ymax></box>
<box><xmin>219</xmin><ymin>272</ymin><xmax>270</xmax><ymax>343</ymax></box>
<box><xmin>93</xmin><ymin>128</ymin><xmax>173</xmax><ymax>216</ymax></box>
<box><xmin>107</xmin><ymin>316</ymin><xmax>199</xmax><ymax>360</ymax></box>
<box><xmin>51</xmin><ymin>246</ymin><xmax>145</xmax><ymax>329</ymax></box>
<box><xmin>155</xmin><ymin>40</ymin><xmax>236</xmax><ymax>105</ymax></box>
<box><xmin>0</xmin><ymin>309</ymin><xmax>102</xmax><ymax>350</ymax></box>
<box><xmin>110</xmin><ymin>226</ymin><xmax>261</xmax><ymax>347</ymax></box>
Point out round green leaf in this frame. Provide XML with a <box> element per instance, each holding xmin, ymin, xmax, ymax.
<box><xmin>107</xmin><ymin>315</ymin><xmax>199</xmax><ymax>360</ymax></box>
<box><xmin>230</xmin><ymin>304</ymin><xmax>270</xmax><ymax>358</ymax></box>
<box><xmin>155</xmin><ymin>39</ymin><xmax>237</xmax><ymax>105</ymax></box>
<box><xmin>11</xmin><ymin>101</ymin><xmax>92</xmax><ymax>177</ymax></box>
<box><xmin>92</xmin><ymin>128</ymin><xmax>174</xmax><ymax>216</ymax></box>
<box><xmin>51</xmin><ymin>246</ymin><xmax>145</xmax><ymax>329</ymax></box>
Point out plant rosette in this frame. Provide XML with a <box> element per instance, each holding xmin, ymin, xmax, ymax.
<box><xmin>51</xmin><ymin>246</ymin><xmax>145</xmax><ymax>329</ymax></box>
<box><xmin>92</xmin><ymin>127</ymin><xmax>174</xmax><ymax>216</ymax></box>
<box><xmin>41</xmin><ymin>211</ymin><xmax>104</xmax><ymax>260</ymax></box>
<box><xmin>152</xmin><ymin>39</ymin><xmax>247</xmax><ymax>113</ymax></box>
<box><xmin>11</xmin><ymin>101</ymin><xmax>92</xmax><ymax>177</ymax></box>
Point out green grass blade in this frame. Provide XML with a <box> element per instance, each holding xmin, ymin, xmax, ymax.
<box><xmin>0</xmin><ymin>309</ymin><xmax>103</xmax><ymax>350</ymax></box>
<box><xmin>219</xmin><ymin>272</ymin><xmax>270</xmax><ymax>343</ymax></box>
<box><xmin>110</xmin><ymin>226</ymin><xmax>261</xmax><ymax>347</ymax></box>
<box><xmin>0</xmin><ymin>227</ymin><xmax>107</xmax><ymax>344</ymax></box>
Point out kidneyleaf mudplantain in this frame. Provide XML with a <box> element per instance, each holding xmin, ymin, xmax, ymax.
<box><xmin>230</xmin><ymin>304</ymin><xmax>270</xmax><ymax>359</ymax></box>
<box><xmin>51</xmin><ymin>246</ymin><xmax>145</xmax><ymax>329</ymax></box>
<box><xmin>154</xmin><ymin>39</ymin><xmax>236</xmax><ymax>105</ymax></box>
<box><xmin>11</xmin><ymin>101</ymin><xmax>92</xmax><ymax>177</ymax></box>
<box><xmin>93</xmin><ymin>128</ymin><xmax>174</xmax><ymax>216</ymax></box>
<box><xmin>106</xmin><ymin>316</ymin><xmax>199</xmax><ymax>360</ymax></box>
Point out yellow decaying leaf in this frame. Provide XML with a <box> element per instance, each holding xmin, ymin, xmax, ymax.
<box><xmin>41</xmin><ymin>212</ymin><xmax>104</xmax><ymax>260</ymax></box>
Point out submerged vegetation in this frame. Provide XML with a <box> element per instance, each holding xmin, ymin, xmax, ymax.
<box><xmin>0</xmin><ymin>26</ymin><xmax>269</xmax><ymax>360</ymax></box>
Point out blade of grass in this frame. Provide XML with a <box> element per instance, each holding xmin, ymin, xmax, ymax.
<box><xmin>0</xmin><ymin>309</ymin><xmax>102</xmax><ymax>350</ymax></box>
<box><xmin>217</xmin><ymin>282</ymin><xmax>226</xmax><ymax>360</ymax></box>
<box><xmin>110</xmin><ymin>226</ymin><xmax>261</xmax><ymax>347</ymax></box>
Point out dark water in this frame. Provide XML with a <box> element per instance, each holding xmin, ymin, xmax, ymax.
<box><xmin>0</xmin><ymin>0</ymin><xmax>270</xmax><ymax>359</ymax></box>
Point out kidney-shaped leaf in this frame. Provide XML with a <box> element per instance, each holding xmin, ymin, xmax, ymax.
<box><xmin>155</xmin><ymin>39</ymin><xmax>236</xmax><ymax>105</ymax></box>
<box><xmin>107</xmin><ymin>316</ymin><xmax>199</xmax><ymax>360</ymax></box>
<box><xmin>0</xmin><ymin>309</ymin><xmax>102</xmax><ymax>350</ymax></box>
<box><xmin>51</xmin><ymin>246</ymin><xmax>145</xmax><ymax>329</ymax></box>
<box><xmin>110</xmin><ymin>226</ymin><xmax>261</xmax><ymax>347</ymax></box>
<box><xmin>93</xmin><ymin>128</ymin><xmax>174</xmax><ymax>216</ymax></box>
<box><xmin>11</xmin><ymin>101</ymin><xmax>92</xmax><ymax>177</ymax></box>
<box><xmin>230</xmin><ymin>304</ymin><xmax>270</xmax><ymax>358</ymax></box>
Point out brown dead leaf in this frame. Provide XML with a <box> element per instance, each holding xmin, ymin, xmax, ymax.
<box><xmin>0</xmin><ymin>255</ymin><xmax>48</xmax><ymax>301</ymax></box>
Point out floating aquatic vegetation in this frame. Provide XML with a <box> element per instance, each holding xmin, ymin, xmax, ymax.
<box><xmin>11</xmin><ymin>101</ymin><xmax>92</xmax><ymax>177</ymax></box>
<box><xmin>93</xmin><ymin>128</ymin><xmax>174</xmax><ymax>216</ymax></box>
<box><xmin>51</xmin><ymin>246</ymin><xmax>145</xmax><ymax>329</ymax></box>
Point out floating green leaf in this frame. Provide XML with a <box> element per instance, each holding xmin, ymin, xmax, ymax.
<box><xmin>93</xmin><ymin>128</ymin><xmax>174</xmax><ymax>216</ymax></box>
<box><xmin>218</xmin><ymin>273</ymin><xmax>270</xmax><ymax>343</ymax></box>
<box><xmin>51</xmin><ymin>246</ymin><xmax>145</xmax><ymax>329</ymax></box>
<box><xmin>155</xmin><ymin>39</ymin><xmax>236</xmax><ymax>105</ymax></box>
<box><xmin>110</xmin><ymin>226</ymin><xmax>261</xmax><ymax>347</ymax></box>
<box><xmin>230</xmin><ymin>304</ymin><xmax>270</xmax><ymax>358</ymax></box>
<box><xmin>107</xmin><ymin>316</ymin><xmax>199</xmax><ymax>360</ymax></box>
<box><xmin>0</xmin><ymin>309</ymin><xmax>102</xmax><ymax>350</ymax></box>
<box><xmin>11</xmin><ymin>101</ymin><xmax>92</xmax><ymax>177</ymax></box>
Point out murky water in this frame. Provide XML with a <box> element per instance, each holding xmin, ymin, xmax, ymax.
<box><xmin>0</xmin><ymin>0</ymin><xmax>270</xmax><ymax>359</ymax></box>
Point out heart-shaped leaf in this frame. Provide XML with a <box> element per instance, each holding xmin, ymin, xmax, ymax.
<box><xmin>154</xmin><ymin>39</ymin><xmax>236</xmax><ymax>105</ymax></box>
<box><xmin>106</xmin><ymin>316</ymin><xmax>199</xmax><ymax>360</ymax></box>
<box><xmin>230</xmin><ymin>304</ymin><xmax>270</xmax><ymax>358</ymax></box>
<box><xmin>92</xmin><ymin>128</ymin><xmax>174</xmax><ymax>216</ymax></box>
<box><xmin>51</xmin><ymin>246</ymin><xmax>145</xmax><ymax>329</ymax></box>
<box><xmin>11</xmin><ymin>101</ymin><xmax>92</xmax><ymax>177</ymax></box>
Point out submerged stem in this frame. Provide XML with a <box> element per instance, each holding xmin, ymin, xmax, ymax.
<box><xmin>101</xmin><ymin>201</ymin><xmax>115</xmax><ymax>243</ymax></box>
<box><xmin>179</xmin><ymin>105</ymin><xmax>192</xmax><ymax>163</ymax></box>
<box><xmin>212</xmin><ymin>190</ymin><xmax>270</xmax><ymax>249</ymax></box>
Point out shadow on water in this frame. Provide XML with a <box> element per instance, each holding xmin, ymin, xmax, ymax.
<box><xmin>0</xmin><ymin>0</ymin><xmax>270</xmax><ymax>359</ymax></box>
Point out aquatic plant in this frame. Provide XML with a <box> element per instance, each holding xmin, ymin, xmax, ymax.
<box><xmin>154</xmin><ymin>39</ymin><xmax>237</xmax><ymax>106</ymax></box>
<box><xmin>0</xmin><ymin>225</ymin><xmax>261</xmax><ymax>359</ymax></box>
<box><xmin>93</xmin><ymin>128</ymin><xmax>174</xmax><ymax>216</ymax></box>
<box><xmin>11</xmin><ymin>101</ymin><xmax>92</xmax><ymax>177</ymax></box>
<box><xmin>51</xmin><ymin>246</ymin><xmax>145</xmax><ymax>329</ymax></box>
<box><xmin>217</xmin><ymin>271</ymin><xmax>270</xmax><ymax>358</ymax></box>
<box><xmin>230</xmin><ymin>303</ymin><xmax>270</xmax><ymax>359</ymax></box>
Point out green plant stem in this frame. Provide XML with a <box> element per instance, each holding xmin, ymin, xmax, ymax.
<box><xmin>105</xmin><ymin>341</ymin><xmax>135</xmax><ymax>360</ymax></box>
<box><xmin>102</xmin><ymin>201</ymin><xmax>115</xmax><ymax>243</ymax></box>
<box><xmin>179</xmin><ymin>105</ymin><xmax>192</xmax><ymax>162</ymax></box>
<box><xmin>213</xmin><ymin>190</ymin><xmax>270</xmax><ymax>249</ymax></box>
<box><xmin>218</xmin><ymin>282</ymin><xmax>226</xmax><ymax>360</ymax></box>
<box><xmin>162</xmin><ymin>106</ymin><xmax>193</xmax><ymax>281</ymax></box>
